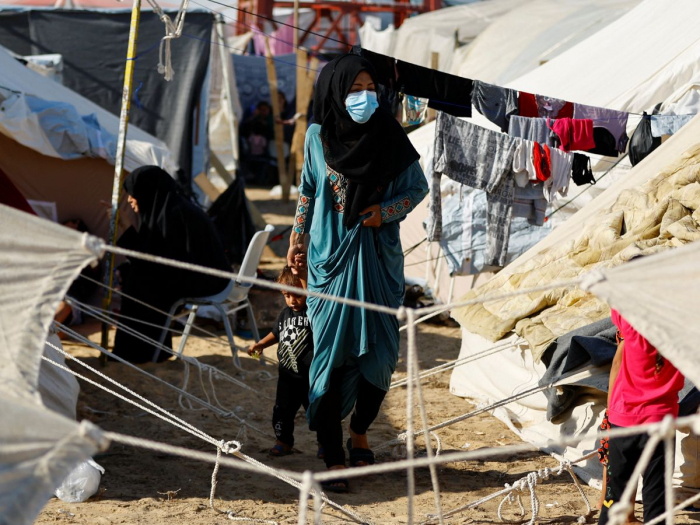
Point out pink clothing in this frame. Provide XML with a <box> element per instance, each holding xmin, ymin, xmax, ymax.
<box><xmin>548</xmin><ymin>118</ymin><xmax>595</xmax><ymax>153</ymax></box>
<box><xmin>608</xmin><ymin>309</ymin><xmax>685</xmax><ymax>428</ymax></box>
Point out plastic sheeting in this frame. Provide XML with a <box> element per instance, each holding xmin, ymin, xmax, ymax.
<box><xmin>0</xmin><ymin>204</ymin><xmax>107</xmax><ymax>524</ymax></box>
<box><xmin>0</xmin><ymin>45</ymin><xmax>175</xmax><ymax>174</ymax></box>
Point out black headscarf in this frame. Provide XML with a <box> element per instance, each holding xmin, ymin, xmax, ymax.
<box><xmin>314</xmin><ymin>53</ymin><xmax>419</xmax><ymax>227</ymax></box>
<box><xmin>122</xmin><ymin>165</ymin><xmax>229</xmax><ymax>296</ymax></box>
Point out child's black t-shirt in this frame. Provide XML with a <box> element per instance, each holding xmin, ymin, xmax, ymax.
<box><xmin>271</xmin><ymin>306</ymin><xmax>314</xmax><ymax>378</ymax></box>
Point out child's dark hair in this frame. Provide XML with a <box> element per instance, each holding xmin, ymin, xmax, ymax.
<box><xmin>276</xmin><ymin>266</ymin><xmax>302</xmax><ymax>289</ymax></box>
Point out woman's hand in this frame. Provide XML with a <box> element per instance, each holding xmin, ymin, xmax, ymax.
<box><xmin>287</xmin><ymin>231</ymin><xmax>308</xmax><ymax>270</ymax></box>
<box><xmin>360</xmin><ymin>204</ymin><xmax>382</xmax><ymax>228</ymax></box>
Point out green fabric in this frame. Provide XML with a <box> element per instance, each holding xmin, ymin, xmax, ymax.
<box><xmin>300</xmin><ymin>124</ymin><xmax>428</xmax><ymax>425</ymax></box>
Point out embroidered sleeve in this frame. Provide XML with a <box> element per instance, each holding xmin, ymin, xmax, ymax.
<box><xmin>293</xmin><ymin>194</ymin><xmax>313</xmax><ymax>234</ymax></box>
<box><xmin>380</xmin><ymin>194</ymin><xmax>413</xmax><ymax>224</ymax></box>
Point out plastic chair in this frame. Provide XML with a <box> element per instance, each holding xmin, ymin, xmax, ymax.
<box><xmin>153</xmin><ymin>224</ymin><xmax>275</xmax><ymax>364</ymax></box>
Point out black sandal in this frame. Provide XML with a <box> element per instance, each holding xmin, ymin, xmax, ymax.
<box><xmin>346</xmin><ymin>438</ymin><xmax>375</xmax><ymax>467</ymax></box>
<box><xmin>320</xmin><ymin>477</ymin><xmax>350</xmax><ymax>493</ymax></box>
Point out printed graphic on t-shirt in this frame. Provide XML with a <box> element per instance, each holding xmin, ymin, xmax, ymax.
<box><xmin>276</xmin><ymin>311</ymin><xmax>312</xmax><ymax>374</ymax></box>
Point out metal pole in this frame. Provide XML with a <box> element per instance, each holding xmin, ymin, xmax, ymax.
<box><xmin>100</xmin><ymin>0</ymin><xmax>142</xmax><ymax>359</ymax></box>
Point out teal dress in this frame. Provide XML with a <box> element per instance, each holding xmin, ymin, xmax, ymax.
<box><xmin>295</xmin><ymin>124</ymin><xmax>429</xmax><ymax>424</ymax></box>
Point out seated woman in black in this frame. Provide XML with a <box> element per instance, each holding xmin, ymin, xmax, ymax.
<box><xmin>112</xmin><ymin>166</ymin><xmax>230</xmax><ymax>363</ymax></box>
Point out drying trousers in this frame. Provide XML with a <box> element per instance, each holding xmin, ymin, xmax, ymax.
<box><xmin>272</xmin><ymin>369</ymin><xmax>310</xmax><ymax>448</ymax></box>
<box><xmin>598</xmin><ymin>422</ymin><xmax>673</xmax><ymax>524</ymax></box>
<box><xmin>314</xmin><ymin>366</ymin><xmax>387</xmax><ymax>468</ymax></box>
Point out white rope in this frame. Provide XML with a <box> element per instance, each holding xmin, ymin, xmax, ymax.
<box><xmin>53</xmin><ymin>322</ymin><xmax>275</xmax><ymax>441</ymax></box>
<box><xmin>390</xmin><ymin>338</ymin><xmax>520</xmax><ymax>389</ymax></box>
<box><xmin>645</xmin><ymin>490</ymin><xmax>700</xmax><ymax>525</ymax></box>
<box><xmin>406</xmin><ymin>308</ymin><xmax>445</xmax><ymax>525</ymax></box>
<box><xmin>145</xmin><ymin>0</ymin><xmax>190</xmax><ymax>80</ymax></box>
<box><xmin>102</xmin><ymin>243</ymin><xmax>588</xmax><ymax>318</ymax></box>
<box><xmin>77</xmin><ymin>274</ymin><xmax>280</xmax><ymax>369</ymax></box>
<box><xmin>44</xmin><ymin>341</ymin><xmax>370</xmax><ymax>524</ymax></box>
<box><xmin>66</xmin><ymin>301</ymin><xmax>274</xmax><ymax>401</ymax></box>
<box><xmin>403</xmin><ymin>307</ymin><xmax>417</xmax><ymax>525</ymax></box>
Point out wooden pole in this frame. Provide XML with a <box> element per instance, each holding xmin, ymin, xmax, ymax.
<box><xmin>99</xmin><ymin>0</ymin><xmax>142</xmax><ymax>360</ymax></box>
<box><xmin>426</xmin><ymin>51</ymin><xmax>439</xmax><ymax>122</ymax></box>
<box><xmin>287</xmin><ymin>53</ymin><xmax>318</xmax><ymax>185</ymax></box>
<box><xmin>264</xmin><ymin>37</ymin><xmax>290</xmax><ymax>201</ymax></box>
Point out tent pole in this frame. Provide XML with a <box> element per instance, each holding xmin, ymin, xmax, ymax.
<box><xmin>99</xmin><ymin>0</ymin><xmax>142</xmax><ymax>362</ymax></box>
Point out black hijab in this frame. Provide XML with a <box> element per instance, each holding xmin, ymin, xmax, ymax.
<box><xmin>122</xmin><ymin>165</ymin><xmax>229</xmax><ymax>296</ymax></box>
<box><xmin>314</xmin><ymin>53</ymin><xmax>419</xmax><ymax>227</ymax></box>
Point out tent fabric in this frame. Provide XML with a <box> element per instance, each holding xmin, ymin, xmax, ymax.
<box><xmin>584</xmin><ymin>240</ymin><xmax>700</xmax><ymax>390</ymax></box>
<box><xmin>0</xmin><ymin>132</ymin><xmax>137</xmax><ymax>241</ymax></box>
<box><xmin>360</xmin><ymin>0</ymin><xmax>522</xmax><ymax>71</ymax></box>
<box><xmin>452</xmin><ymin>127</ymin><xmax>700</xmax><ymax>360</ymax></box>
<box><xmin>232</xmin><ymin>52</ymin><xmax>297</xmax><ymax>116</ymax></box>
<box><xmin>450</xmin><ymin>0</ymin><xmax>640</xmax><ymax>86</ymax></box>
<box><xmin>39</xmin><ymin>333</ymin><xmax>80</xmax><ymax>421</ymax></box>
<box><xmin>0</xmin><ymin>204</ymin><xmax>107</xmax><ymax>524</ymax></box>
<box><xmin>0</xmin><ymin>9</ymin><xmax>211</xmax><ymax>183</ymax></box>
<box><xmin>0</xmin><ymin>44</ymin><xmax>175</xmax><ymax>174</ymax></box>
<box><xmin>510</xmin><ymin>0</ymin><xmax>700</xmax><ymax>114</ymax></box>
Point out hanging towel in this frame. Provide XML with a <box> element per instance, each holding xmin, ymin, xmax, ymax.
<box><xmin>508</xmin><ymin>116</ymin><xmax>558</xmax><ymax>147</ymax></box>
<box><xmin>543</xmin><ymin>147</ymin><xmax>574</xmax><ymax>202</ymax></box>
<box><xmin>431</xmin><ymin>112</ymin><xmax>518</xmax><ymax>267</ymax></box>
<box><xmin>471</xmin><ymin>80</ymin><xmax>518</xmax><ymax>132</ymax></box>
<box><xmin>650</xmin><ymin>114</ymin><xmax>694</xmax><ymax>137</ymax></box>
<box><xmin>519</xmin><ymin>92</ymin><xmax>573</xmax><ymax>119</ymax></box>
<box><xmin>573</xmin><ymin>103</ymin><xmax>629</xmax><ymax>153</ymax></box>
<box><xmin>548</xmin><ymin>118</ymin><xmax>595</xmax><ymax>153</ymax></box>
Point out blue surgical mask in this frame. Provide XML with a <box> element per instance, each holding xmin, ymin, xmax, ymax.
<box><xmin>345</xmin><ymin>90</ymin><xmax>379</xmax><ymax>124</ymax></box>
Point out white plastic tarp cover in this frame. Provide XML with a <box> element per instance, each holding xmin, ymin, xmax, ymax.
<box><xmin>0</xmin><ymin>204</ymin><xmax>107</xmax><ymax>524</ymax></box>
<box><xmin>0</xmin><ymin>45</ymin><xmax>176</xmax><ymax>174</ymax></box>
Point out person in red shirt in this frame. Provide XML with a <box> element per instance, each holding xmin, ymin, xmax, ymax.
<box><xmin>598</xmin><ymin>309</ymin><xmax>685</xmax><ymax>524</ymax></box>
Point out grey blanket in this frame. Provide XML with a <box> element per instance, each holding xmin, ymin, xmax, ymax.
<box><xmin>539</xmin><ymin>318</ymin><xmax>700</xmax><ymax>422</ymax></box>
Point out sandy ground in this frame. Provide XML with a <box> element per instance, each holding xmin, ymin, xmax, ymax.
<box><xmin>36</xmin><ymin>189</ymin><xmax>699</xmax><ymax>524</ymax></box>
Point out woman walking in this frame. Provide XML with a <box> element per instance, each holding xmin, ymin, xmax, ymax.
<box><xmin>288</xmin><ymin>53</ymin><xmax>428</xmax><ymax>491</ymax></box>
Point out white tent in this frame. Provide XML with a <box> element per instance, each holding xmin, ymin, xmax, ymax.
<box><xmin>0</xmin><ymin>45</ymin><xmax>175</xmax><ymax>173</ymax></box>
<box><xmin>360</xmin><ymin>0</ymin><xmax>522</xmax><ymax>71</ymax></box>
<box><xmin>450</xmin><ymin>0</ymin><xmax>640</xmax><ymax>86</ymax></box>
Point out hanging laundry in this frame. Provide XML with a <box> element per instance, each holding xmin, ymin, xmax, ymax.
<box><xmin>519</xmin><ymin>92</ymin><xmax>573</xmax><ymax>119</ymax></box>
<box><xmin>513</xmin><ymin>183</ymin><xmax>547</xmax><ymax>227</ymax></box>
<box><xmin>587</xmin><ymin>127</ymin><xmax>620</xmax><ymax>157</ymax></box>
<box><xmin>358</xmin><ymin>47</ymin><xmax>398</xmax><ymax>91</ymax></box>
<box><xmin>395</xmin><ymin>60</ymin><xmax>472</xmax><ymax>117</ymax></box>
<box><xmin>650</xmin><ymin>114</ymin><xmax>694</xmax><ymax>137</ymax></box>
<box><xmin>629</xmin><ymin>112</ymin><xmax>662</xmax><ymax>166</ymax></box>
<box><xmin>543</xmin><ymin>146</ymin><xmax>574</xmax><ymax>202</ymax></box>
<box><xmin>532</xmin><ymin>142</ymin><xmax>551</xmax><ymax>182</ymax></box>
<box><xmin>573</xmin><ymin>103</ymin><xmax>629</xmax><ymax>153</ymax></box>
<box><xmin>431</xmin><ymin>112</ymin><xmax>518</xmax><ymax>267</ymax></box>
<box><xmin>547</xmin><ymin>117</ymin><xmax>595</xmax><ymax>153</ymax></box>
<box><xmin>402</xmin><ymin>95</ymin><xmax>428</xmax><ymax>126</ymax></box>
<box><xmin>471</xmin><ymin>80</ymin><xmax>518</xmax><ymax>132</ymax></box>
<box><xmin>571</xmin><ymin>153</ymin><xmax>595</xmax><ymax>186</ymax></box>
<box><xmin>508</xmin><ymin>116</ymin><xmax>558</xmax><ymax>147</ymax></box>
<box><xmin>512</xmin><ymin>139</ymin><xmax>537</xmax><ymax>187</ymax></box>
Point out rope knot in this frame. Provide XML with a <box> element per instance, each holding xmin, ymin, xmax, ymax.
<box><xmin>396</xmin><ymin>306</ymin><xmax>407</xmax><ymax>322</ymax></box>
<box><xmin>219</xmin><ymin>439</ymin><xmax>241</xmax><ymax>455</ymax></box>
<box><xmin>656</xmin><ymin>414</ymin><xmax>676</xmax><ymax>440</ymax></box>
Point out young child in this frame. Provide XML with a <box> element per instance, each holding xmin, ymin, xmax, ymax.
<box><xmin>598</xmin><ymin>309</ymin><xmax>685</xmax><ymax>524</ymax></box>
<box><xmin>247</xmin><ymin>265</ymin><xmax>315</xmax><ymax>457</ymax></box>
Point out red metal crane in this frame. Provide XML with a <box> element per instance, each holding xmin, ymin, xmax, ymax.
<box><xmin>236</xmin><ymin>0</ymin><xmax>441</xmax><ymax>53</ymax></box>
